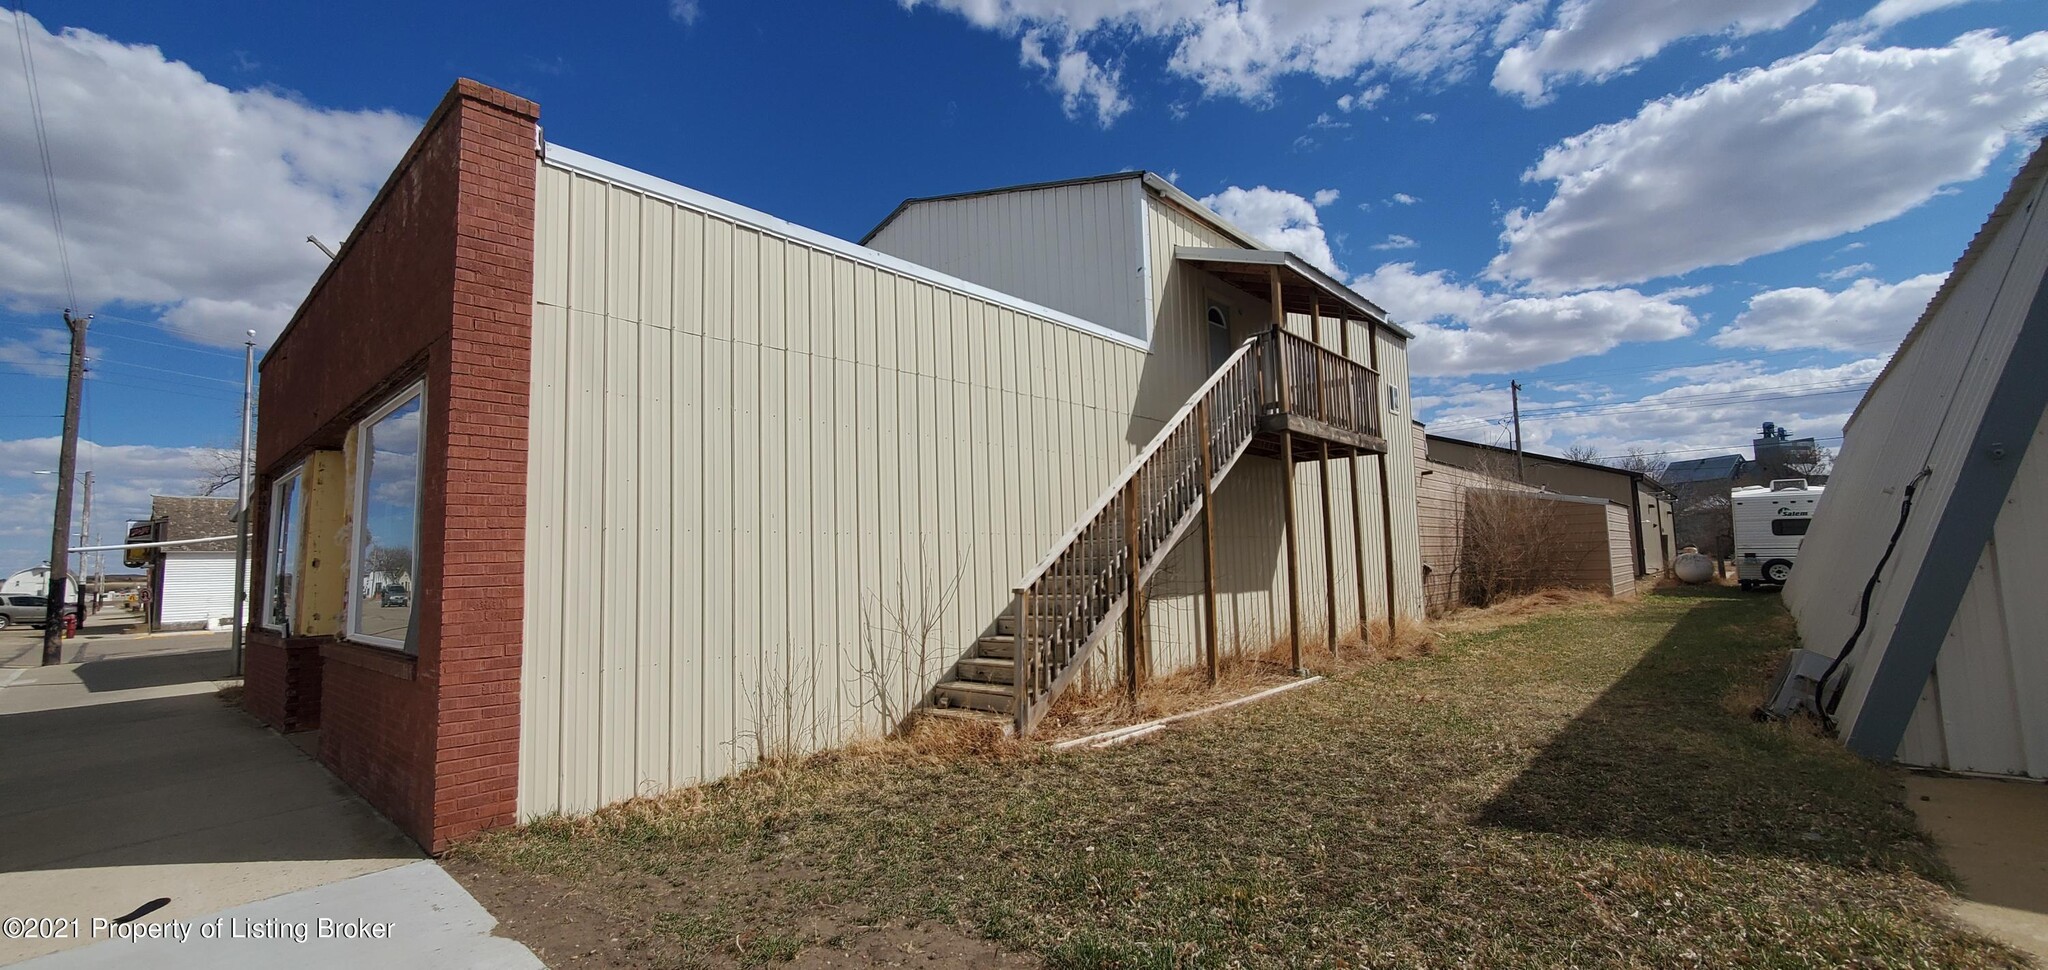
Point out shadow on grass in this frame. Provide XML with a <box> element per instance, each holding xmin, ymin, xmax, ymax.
<box><xmin>1475</xmin><ymin>586</ymin><xmax>1941</xmax><ymax>876</ymax></box>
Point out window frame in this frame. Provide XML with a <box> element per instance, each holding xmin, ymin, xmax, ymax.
<box><xmin>260</xmin><ymin>463</ymin><xmax>306</xmax><ymax>634</ymax></box>
<box><xmin>1771</xmin><ymin>517</ymin><xmax>1811</xmax><ymax>537</ymax></box>
<box><xmin>347</xmin><ymin>381</ymin><xmax>427</xmax><ymax>653</ymax></box>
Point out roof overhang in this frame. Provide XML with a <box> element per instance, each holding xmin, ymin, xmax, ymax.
<box><xmin>1174</xmin><ymin>247</ymin><xmax>1413</xmax><ymax>339</ymax></box>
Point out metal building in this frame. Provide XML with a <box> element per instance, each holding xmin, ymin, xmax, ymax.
<box><xmin>240</xmin><ymin>80</ymin><xmax>1426</xmax><ymax>849</ymax></box>
<box><xmin>1783</xmin><ymin>139</ymin><xmax>2048</xmax><ymax>779</ymax></box>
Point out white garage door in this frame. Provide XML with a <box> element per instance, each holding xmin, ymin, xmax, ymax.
<box><xmin>160</xmin><ymin>552</ymin><xmax>244</xmax><ymax>626</ymax></box>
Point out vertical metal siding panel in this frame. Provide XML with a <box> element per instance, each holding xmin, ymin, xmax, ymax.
<box><xmin>672</xmin><ymin>328</ymin><xmax>705</xmax><ymax>786</ymax></box>
<box><xmin>1896</xmin><ymin>682</ymin><xmax>1949</xmax><ymax>769</ymax></box>
<box><xmin>518</xmin><ymin>300</ymin><xmax>569</xmax><ymax>817</ymax></box>
<box><xmin>760</xmin><ymin>239</ymin><xmax>787</xmax><ymax>351</ymax></box>
<box><xmin>758</xmin><ymin>345</ymin><xmax>789</xmax><ymax>751</ymax></box>
<box><xmin>703</xmin><ymin>220</ymin><xmax>734</xmax><ymax>342</ymax></box>
<box><xmin>733</xmin><ymin>340</ymin><xmax>764</xmax><ymax>760</ymax></box>
<box><xmin>1991</xmin><ymin>411</ymin><xmax>2048</xmax><ymax>775</ymax></box>
<box><xmin>535</xmin><ymin>167</ymin><xmax>571</xmax><ymax>308</ymax></box>
<box><xmin>675</xmin><ymin>209</ymin><xmax>706</xmax><ymax>336</ymax></box>
<box><xmin>562</xmin><ymin>303</ymin><xmax>606</xmax><ymax>813</ymax></box>
<box><xmin>637</xmin><ymin>324</ymin><xmax>673</xmax><ymax>794</ymax></box>
<box><xmin>569</xmin><ymin>176</ymin><xmax>608</xmax><ymax>318</ymax></box>
<box><xmin>1931</xmin><ymin>546</ymin><xmax>2027</xmax><ymax>773</ymax></box>
<box><xmin>641</xmin><ymin>198</ymin><xmax>673</xmax><ymax>331</ymax></box>
<box><xmin>600</xmin><ymin>305</ymin><xmax>640</xmax><ymax>803</ymax></box>
<box><xmin>608</xmin><ymin>190</ymin><xmax>642</xmax><ymax>324</ymax></box>
<box><xmin>702</xmin><ymin>336</ymin><xmax>736</xmax><ymax>779</ymax></box>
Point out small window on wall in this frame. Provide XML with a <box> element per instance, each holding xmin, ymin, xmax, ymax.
<box><xmin>349</xmin><ymin>383</ymin><xmax>424</xmax><ymax>652</ymax></box>
<box><xmin>1387</xmin><ymin>383</ymin><xmax>1403</xmax><ymax>413</ymax></box>
<box><xmin>1206</xmin><ymin>305</ymin><xmax>1232</xmax><ymax>370</ymax></box>
<box><xmin>263</xmin><ymin>466</ymin><xmax>305</xmax><ymax>633</ymax></box>
<box><xmin>1771</xmin><ymin>518</ymin><xmax>1810</xmax><ymax>537</ymax></box>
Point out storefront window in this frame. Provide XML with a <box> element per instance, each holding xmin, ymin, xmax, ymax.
<box><xmin>263</xmin><ymin>467</ymin><xmax>304</xmax><ymax>632</ymax></box>
<box><xmin>349</xmin><ymin>384</ymin><xmax>423</xmax><ymax>651</ymax></box>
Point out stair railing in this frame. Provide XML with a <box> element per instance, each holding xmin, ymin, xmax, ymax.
<box><xmin>1010</xmin><ymin>333</ymin><xmax>1268</xmax><ymax>734</ymax></box>
<box><xmin>1271</xmin><ymin>328</ymin><xmax>1383</xmax><ymax>441</ymax></box>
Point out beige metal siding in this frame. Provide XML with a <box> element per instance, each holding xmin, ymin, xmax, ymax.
<box><xmin>865</xmin><ymin>178</ymin><xmax>1148</xmax><ymax>340</ymax></box>
<box><xmin>521</xmin><ymin>158</ymin><xmax>1427</xmax><ymax>816</ymax></box>
<box><xmin>1783</xmin><ymin>163</ymin><xmax>2047</xmax><ymax>777</ymax></box>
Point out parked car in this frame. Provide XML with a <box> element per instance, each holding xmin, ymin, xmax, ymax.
<box><xmin>0</xmin><ymin>594</ymin><xmax>82</xmax><ymax>630</ymax></box>
<box><xmin>379</xmin><ymin>584</ymin><xmax>410</xmax><ymax>607</ymax></box>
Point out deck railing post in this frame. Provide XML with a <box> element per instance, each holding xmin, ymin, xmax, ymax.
<box><xmin>1014</xmin><ymin>588</ymin><xmax>1032</xmax><ymax>735</ymax></box>
<box><xmin>1122</xmin><ymin>480</ymin><xmax>1143</xmax><ymax>702</ymax></box>
<box><xmin>1197</xmin><ymin>398</ymin><xmax>1220</xmax><ymax>685</ymax></box>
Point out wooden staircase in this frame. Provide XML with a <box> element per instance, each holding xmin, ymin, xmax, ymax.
<box><xmin>932</xmin><ymin>328</ymin><xmax>1386</xmax><ymax>732</ymax></box>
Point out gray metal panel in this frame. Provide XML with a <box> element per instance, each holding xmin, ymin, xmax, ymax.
<box><xmin>864</xmin><ymin>177</ymin><xmax>1149</xmax><ymax>339</ymax></box>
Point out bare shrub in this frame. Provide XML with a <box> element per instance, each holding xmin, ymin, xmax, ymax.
<box><xmin>851</xmin><ymin>540</ymin><xmax>969</xmax><ymax>734</ymax></box>
<box><xmin>1460</xmin><ymin>489</ymin><xmax>1585</xmax><ymax>606</ymax></box>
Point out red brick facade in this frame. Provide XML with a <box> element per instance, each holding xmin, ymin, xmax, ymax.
<box><xmin>247</xmin><ymin>80</ymin><xmax>538</xmax><ymax>852</ymax></box>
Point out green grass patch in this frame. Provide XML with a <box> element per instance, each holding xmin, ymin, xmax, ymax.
<box><xmin>451</xmin><ymin>588</ymin><xmax>2021</xmax><ymax>968</ymax></box>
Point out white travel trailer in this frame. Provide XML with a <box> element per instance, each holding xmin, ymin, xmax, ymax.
<box><xmin>1733</xmin><ymin>480</ymin><xmax>1823</xmax><ymax>588</ymax></box>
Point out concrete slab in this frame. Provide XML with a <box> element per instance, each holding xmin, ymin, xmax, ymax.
<box><xmin>1905</xmin><ymin>773</ymin><xmax>2048</xmax><ymax>963</ymax></box>
<box><xmin>0</xmin><ymin>646</ymin><xmax>420</xmax><ymax>964</ymax></box>
<box><xmin>11</xmin><ymin>861</ymin><xmax>543</xmax><ymax>970</ymax></box>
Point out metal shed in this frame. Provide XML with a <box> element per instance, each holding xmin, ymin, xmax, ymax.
<box><xmin>1782</xmin><ymin>139</ymin><xmax>2048</xmax><ymax>779</ymax></box>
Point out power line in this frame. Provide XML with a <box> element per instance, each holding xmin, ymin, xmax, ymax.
<box><xmin>13</xmin><ymin>4</ymin><xmax>76</xmax><ymax>309</ymax></box>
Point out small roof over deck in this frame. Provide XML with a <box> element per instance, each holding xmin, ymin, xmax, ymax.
<box><xmin>1174</xmin><ymin>247</ymin><xmax>1415</xmax><ymax>339</ymax></box>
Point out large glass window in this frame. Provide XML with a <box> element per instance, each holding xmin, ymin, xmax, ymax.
<box><xmin>349</xmin><ymin>384</ymin><xmax>424</xmax><ymax>651</ymax></box>
<box><xmin>1771</xmin><ymin>518</ymin><xmax>1811</xmax><ymax>537</ymax></box>
<box><xmin>263</xmin><ymin>466</ymin><xmax>304</xmax><ymax>632</ymax></box>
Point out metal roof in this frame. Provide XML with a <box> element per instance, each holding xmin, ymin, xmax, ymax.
<box><xmin>1661</xmin><ymin>454</ymin><xmax>1747</xmax><ymax>483</ymax></box>
<box><xmin>1175</xmin><ymin>248</ymin><xmax>1413</xmax><ymax>338</ymax></box>
<box><xmin>860</xmin><ymin>171</ymin><xmax>1269</xmax><ymax>251</ymax></box>
<box><xmin>1423</xmin><ymin>432</ymin><xmax>1664</xmax><ymax>488</ymax></box>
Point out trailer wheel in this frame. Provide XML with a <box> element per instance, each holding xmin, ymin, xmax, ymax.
<box><xmin>1763</xmin><ymin>559</ymin><xmax>1793</xmax><ymax>584</ymax></box>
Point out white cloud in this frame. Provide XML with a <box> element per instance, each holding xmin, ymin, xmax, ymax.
<box><xmin>1420</xmin><ymin>357</ymin><xmax>1885</xmax><ymax>458</ymax></box>
<box><xmin>1490</xmin><ymin>32</ymin><xmax>2048</xmax><ymax>292</ymax></box>
<box><xmin>1312</xmin><ymin>188</ymin><xmax>1341</xmax><ymax>206</ymax></box>
<box><xmin>1370</xmin><ymin>233</ymin><xmax>1419</xmax><ymax>250</ymax></box>
<box><xmin>1020</xmin><ymin>30</ymin><xmax>1133</xmax><ymax>126</ymax></box>
<box><xmin>1197</xmin><ymin>185</ymin><xmax>1341</xmax><ymax>275</ymax></box>
<box><xmin>0</xmin><ymin>436</ymin><xmax>226</xmax><ymax>575</ymax></box>
<box><xmin>1493</xmin><ymin>0</ymin><xmax>1818</xmax><ymax>104</ymax></box>
<box><xmin>0</xmin><ymin>330</ymin><xmax>70</xmax><ymax>379</ymax></box>
<box><xmin>1819</xmin><ymin>0</ymin><xmax>1983</xmax><ymax>49</ymax></box>
<box><xmin>1357</xmin><ymin>261</ymin><xmax>1699</xmax><ymax>377</ymax></box>
<box><xmin>1819</xmin><ymin>261</ymin><xmax>1876</xmax><ymax>281</ymax></box>
<box><xmin>1390</xmin><ymin>192</ymin><xmax>1420</xmax><ymax>205</ymax></box>
<box><xmin>900</xmin><ymin>0</ymin><xmax>1528</xmax><ymax>110</ymax></box>
<box><xmin>0</xmin><ymin>11</ymin><xmax>417</xmax><ymax>348</ymax></box>
<box><xmin>1414</xmin><ymin>111</ymin><xmax>1438</xmax><ymax>122</ymax></box>
<box><xmin>1335</xmin><ymin>84</ymin><xmax>1388</xmax><ymax>112</ymax></box>
<box><xmin>1710</xmin><ymin>272</ymin><xmax>1946</xmax><ymax>351</ymax></box>
<box><xmin>669</xmin><ymin>0</ymin><xmax>702</xmax><ymax>24</ymax></box>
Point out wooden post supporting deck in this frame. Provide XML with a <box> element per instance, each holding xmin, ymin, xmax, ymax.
<box><xmin>1339</xmin><ymin>317</ymin><xmax>1371</xmax><ymax>643</ymax></box>
<box><xmin>1270</xmin><ymin>266</ymin><xmax>1302</xmax><ymax>671</ymax></box>
<box><xmin>1366</xmin><ymin>319</ymin><xmax>1399</xmax><ymax>638</ymax></box>
<box><xmin>1123</xmin><ymin>478</ymin><xmax>1145</xmax><ymax>701</ymax></box>
<box><xmin>1014</xmin><ymin>588</ymin><xmax>1032</xmax><ymax>734</ymax></box>
<box><xmin>1197</xmin><ymin>400</ymin><xmax>1220</xmax><ymax>684</ymax></box>
<box><xmin>1312</xmin><ymin>302</ymin><xmax>1339</xmax><ymax>658</ymax></box>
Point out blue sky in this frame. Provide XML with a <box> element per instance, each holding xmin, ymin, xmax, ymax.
<box><xmin>2</xmin><ymin>0</ymin><xmax>2044</xmax><ymax>577</ymax></box>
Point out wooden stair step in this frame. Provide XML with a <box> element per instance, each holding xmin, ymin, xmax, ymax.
<box><xmin>933</xmin><ymin>679</ymin><xmax>1015</xmax><ymax>714</ymax></box>
<box><xmin>956</xmin><ymin>657</ymin><xmax>1015</xmax><ymax>685</ymax></box>
<box><xmin>978</xmin><ymin>633</ymin><xmax>1015</xmax><ymax>656</ymax></box>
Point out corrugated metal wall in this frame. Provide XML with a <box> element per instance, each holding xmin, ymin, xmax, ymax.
<box><xmin>520</xmin><ymin>157</ymin><xmax>1425</xmax><ymax>817</ymax></box>
<box><xmin>158</xmin><ymin>552</ymin><xmax>238</xmax><ymax>626</ymax></box>
<box><xmin>864</xmin><ymin>178</ymin><xmax>1148</xmax><ymax>341</ymax></box>
<box><xmin>1783</xmin><ymin>158</ymin><xmax>2047</xmax><ymax>778</ymax></box>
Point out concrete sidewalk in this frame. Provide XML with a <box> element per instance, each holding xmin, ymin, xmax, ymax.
<box><xmin>0</xmin><ymin>643</ymin><xmax>538</xmax><ymax>967</ymax></box>
<box><xmin>1907</xmin><ymin>773</ymin><xmax>2048</xmax><ymax>963</ymax></box>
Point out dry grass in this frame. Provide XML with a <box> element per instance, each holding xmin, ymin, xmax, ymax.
<box><xmin>450</xmin><ymin>587</ymin><xmax>2022</xmax><ymax>969</ymax></box>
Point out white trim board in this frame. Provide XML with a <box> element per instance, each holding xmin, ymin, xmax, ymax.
<box><xmin>540</xmin><ymin>144</ymin><xmax>1151</xmax><ymax>352</ymax></box>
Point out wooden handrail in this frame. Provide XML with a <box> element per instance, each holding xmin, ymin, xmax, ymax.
<box><xmin>1007</xmin><ymin>327</ymin><xmax>1384</xmax><ymax>735</ymax></box>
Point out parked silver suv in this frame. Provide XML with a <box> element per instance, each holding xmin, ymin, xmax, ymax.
<box><xmin>0</xmin><ymin>594</ymin><xmax>81</xmax><ymax>630</ymax></box>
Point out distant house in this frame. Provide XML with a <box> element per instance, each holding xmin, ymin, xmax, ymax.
<box><xmin>241</xmin><ymin>80</ymin><xmax>1425</xmax><ymax>850</ymax></box>
<box><xmin>1784</xmin><ymin>139</ymin><xmax>2048</xmax><ymax>780</ymax></box>
<box><xmin>129</xmin><ymin>495</ymin><xmax>243</xmax><ymax>632</ymax></box>
<box><xmin>1421</xmin><ymin>434</ymin><xmax>1677</xmax><ymax>577</ymax></box>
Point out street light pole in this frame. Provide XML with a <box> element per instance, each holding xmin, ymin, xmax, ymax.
<box><xmin>229</xmin><ymin>330</ymin><xmax>255</xmax><ymax>677</ymax></box>
<box><xmin>42</xmin><ymin>310</ymin><xmax>89</xmax><ymax>666</ymax></box>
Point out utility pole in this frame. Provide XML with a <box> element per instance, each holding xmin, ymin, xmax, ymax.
<box><xmin>229</xmin><ymin>330</ymin><xmax>256</xmax><ymax>677</ymax></box>
<box><xmin>1510</xmin><ymin>379</ymin><xmax>1526</xmax><ymax>483</ymax></box>
<box><xmin>43</xmin><ymin>311</ymin><xmax>88</xmax><ymax>666</ymax></box>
